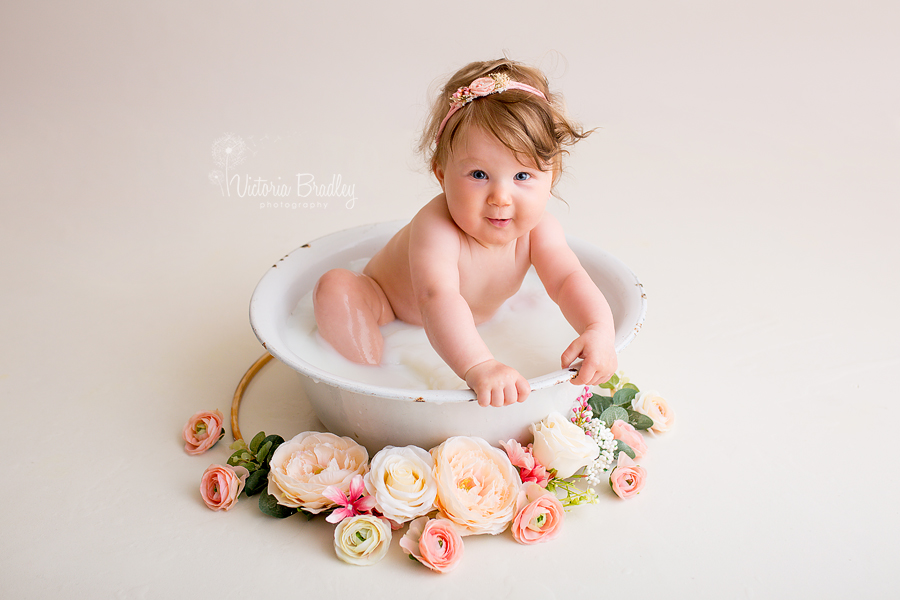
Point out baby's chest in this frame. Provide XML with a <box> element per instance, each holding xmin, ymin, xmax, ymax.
<box><xmin>457</xmin><ymin>252</ymin><xmax>530</xmax><ymax>310</ymax></box>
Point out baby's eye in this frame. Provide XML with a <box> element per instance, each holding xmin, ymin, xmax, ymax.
<box><xmin>471</xmin><ymin>170</ymin><xmax>487</xmax><ymax>180</ymax></box>
<box><xmin>514</xmin><ymin>172</ymin><xmax>531</xmax><ymax>181</ymax></box>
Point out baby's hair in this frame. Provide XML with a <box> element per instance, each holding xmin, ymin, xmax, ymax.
<box><xmin>419</xmin><ymin>58</ymin><xmax>592</xmax><ymax>188</ymax></box>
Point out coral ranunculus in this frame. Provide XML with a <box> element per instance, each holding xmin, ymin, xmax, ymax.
<box><xmin>183</xmin><ymin>410</ymin><xmax>225</xmax><ymax>455</ymax></box>
<box><xmin>609</xmin><ymin>452</ymin><xmax>646</xmax><ymax>499</ymax></box>
<box><xmin>200</xmin><ymin>464</ymin><xmax>249</xmax><ymax>511</ymax></box>
<box><xmin>511</xmin><ymin>482</ymin><xmax>565</xmax><ymax>545</ymax></box>
<box><xmin>400</xmin><ymin>517</ymin><xmax>464</xmax><ymax>573</ymax></box>
<box><xmin>267</xmin><ymin>431</ymin><xmax>368</xmax><ymax>513</ymax></box>
<box><xmin>431</xmin><ymin>436</ymin><xmax>520</xmax><ymax>536</ymax></box>
<box><xmin>610</xmin><ymin>420</ymin><xmax>648</xmax><ymax>458</ymax></box>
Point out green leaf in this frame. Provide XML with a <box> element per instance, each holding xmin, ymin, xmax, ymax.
<box><xmin>609</xmin><ymin>373</ymin><xmax>619</xmax><ymax>387</ymax></box>
<box><xmin>244</xmin><ymin>468</ymin><xmax>269</xmax><ymax>497</ymax></box>
<box><xmin>229</xmin><ymin>439</ymin><xmax>248</xmax><ymax>452</ymax></box>
<box><xmin>599</xmin><ymin>406</ymin><xmax>629</xmax><ymax>428</ymax></box>
<box><xmin>616</xmin><ymin>439</ymin><xmax>635</xmax><ymax>459</ymax></box>
<box><xmin>259</xmin><ymin>435</ymin><xmax>285</xmax><ymax>467</ymax></box>
<box><xmin>258</xmin><ymin>490</ymin><xmax>298</xmax><ymax>519</ymax></box>
<box><xmin>612</xmin><ymin>387</ymin><xmax>638</xmax><ymax>407</ymax></box>
<box><xmin>588</xmin><ymin>394</ymin><xmax>612</xmax><ymax>416</ymax></box>
<box><xmin>622</xmin><ymin>383</ymin><xmax>640</xmax><ymax>393</ymax></box>
<box><xmin>627</xmin><ymin>410</ymin><xmax>654</xmax><ymax>431</ymax></box>
<box><xmin>256</xmin><ymin>441</ymin><xmax>273</xmax><ymax>465</ymax></box>
<box><xmin>249</xmin><ymin>431</ymin><xmax>266</xmax><ymax>453</ymax></box>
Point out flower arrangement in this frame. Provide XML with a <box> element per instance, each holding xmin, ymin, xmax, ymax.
<box><xmin>183</xmin><ymin>372</ymin><xmax>673</xmax><ymax>571</ymax></box>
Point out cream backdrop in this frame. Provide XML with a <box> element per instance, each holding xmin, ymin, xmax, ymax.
<box><xmin>1</xmin><ymin>1</ymin><xmax>898</xmax><ymax>598</ymax></box>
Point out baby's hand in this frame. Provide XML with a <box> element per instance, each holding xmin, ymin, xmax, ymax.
<box><xmin>465</xmin><ymin>359</ymin><xmax>531</xmax><ymax>407</ymax></box>
<box><xmin>561</xmin><ymin>326</ymin><xmax>618</xmax><ymax>387</ymax></box>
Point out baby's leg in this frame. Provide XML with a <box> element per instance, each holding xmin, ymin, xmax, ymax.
<box><xmin>313</xmin><ymin>269</ymin><xmax>395</xmax><ymax>365</ymax></box>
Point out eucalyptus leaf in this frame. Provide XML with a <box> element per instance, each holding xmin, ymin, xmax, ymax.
<box><xmin>627</xmin><ymin>410</ymin><xmax>654</xmax><ymax>431</ymax></box>
<box><xmin>260</xmin><ymin>435</ymin><xmax>285</xmax><ymax>467</ymax></box>
<box><xmin>258</xmin><ymin>490</ymin><xmax>297</xmax><ymax>519</ymax></box>
<box><xmin>612</xmin><ymin>387</ymin><xmax>638</xmax><ymax>407</ymax></box>
<box><xmin>616</xmin><ymin>439</ymin><xmax>635</xmax><ymax>459</ymax></box>
<box><xmin>588</xmin><ymin>394</ymin><xmax>612</xmax><ymax>416</ymax></box>
<box><xmin>244</xmin><ymin>468</ymin><xmax>269</xmax><ymax>497</ymax></box>
<box><xmin>229</xmin><ymin>439</ymin><xmax>248</xmax><ymax>452</ymax></box>
<box><xmin>599</xmin><ymin>406</ymin><xmax>629</xmax><ymax>428</ymax></box>
<box><xmin>622</xmin><ymin>383</ymin><xmax>640</xmax><ymax>393</ymax></box>
<box><xmin>249</xmin><ymin>431</ymin><xmax>266</xmax><ymax>453</ymax></box>
<box><xmin>257</xmin><ymin>441</ymin><xmax>273</xmax><ymax>465</ymax></box>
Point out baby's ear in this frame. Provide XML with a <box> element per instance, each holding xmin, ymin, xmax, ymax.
<box><xmin>433</xmin><ymin>165</ymin><xmax>445</xmax><ymax>188</ymax></box>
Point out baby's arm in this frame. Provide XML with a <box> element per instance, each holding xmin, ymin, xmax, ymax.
<box><xmin>408</xmin><ymin>205</ymin><xmax>530</xmax><ymax>407</ymax></box>
<box><xmin>531</xmin><ymin>213</ymin><xmax>618</xmax><ymax>386</ymax></box>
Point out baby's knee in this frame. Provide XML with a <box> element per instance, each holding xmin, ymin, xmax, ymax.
<box><xmin>314</xmin><ymin>269</ymin><xmax>358</xmax><ymax>305</ymax></box>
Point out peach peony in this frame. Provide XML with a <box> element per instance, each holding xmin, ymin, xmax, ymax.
<box><xmin>609</xmin><ymin>452</ymin><xmax>646</xmax><ymax>499</ymax></box>
<box><xmin>610</xmin><ymin>420</ymin><xmax>648</xmax><ymax>458</ymax></box>
<box><xmin>511</xmin><ymin>482</ymin><xmax>564</xmax><ymax>545</ymax></box>
<box><xmin>400</xmin><ymin>517</ymin><xmax>464</xmax><ymax>573</ymax></box>
<box><xmin>183</xmin><ymin>410</ymin><xmax>225</xmax><ymax>455</ymax></box>
<box><xmin>267</xmin><ymin>431</ymin><xmax>368</xmax><ymax>513</ymax></box>
<box><xmin>431</xmin><ymin>436</ymin><xmax>520</xmax><ymax>536</ymax></box>
<box><xmin>631</xmin><ymin>390</ymin><xmax>675</xmax><ymax>433</ymax></box>
<box><xmin>200</xmin><ymin>464</ymin><xmax>249</xmax><ymax>511</ymax></box>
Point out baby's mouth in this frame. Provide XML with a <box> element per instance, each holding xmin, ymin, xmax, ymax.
<box><xmin>487</xmin><ymin>218</ymin><xmax>511</xmax><ymax>227</ymax></box>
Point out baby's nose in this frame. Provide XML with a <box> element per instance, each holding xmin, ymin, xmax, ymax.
<box><xmin>488</xmin><ymin>185</ymin><xmax>513</xmax><ymax>207</ymax></box>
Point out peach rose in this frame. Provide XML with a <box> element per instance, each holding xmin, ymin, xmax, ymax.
<box><xmin>530</xmin><ymin>412</ymin><xmax>600</xmax><ymax>479</ymax></box>
<box><xmin>431</xmin><ymin>436</ymin><xmax>520</xmax><ymax>536</ymax></box>
<box><xmin>364</xmin><ymin>445</ymin><xmax>436</xmax><ymax>524</ymax></box>
<box><xmin>333</xmin><ymin>515</ymin><xmax>392</xmax><ymax>566</ymax></box>
<box><xmin>610</xmin><ymin>420</ymin><xmax>648</xmax><ymax>458</ymax></box>
<box><xmin>182</xmin><ymin>410</ymin><xmax>225</xmax><ymax>455</ymax></box>
<box><xmin>267</xmin><ymin>431</ymin><xmax>368</xmax><ymax>513</ymax></box>
<box><xmin>511</xmin><ymin>482</ymin><xmax>565</xmax><ymax>545</ymax></box>
<box><xmin>631</xmin><ymin>390</ymin><xmax>675</xmax><ymax>433</ymax></box>
<box><xmin>468</xmin><ymin>76</ymin><xmax>497</xmax><ymax>96</ymax></box>
<box><xmin>609</xmin><ymin>452</ymin><xmax>646</xmax><ymax>499</ymax></box>
<box><xmin>200</xmin><ymin>464</ymin><xmax>249</xmax><ymax>511</ymax></box>
<box><xmin>400</xmin><ymin>517</ymin><xmax>464</xmax><ymax>573</ymax></box>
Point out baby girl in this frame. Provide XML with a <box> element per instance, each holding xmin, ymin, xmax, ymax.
<box><xmin>314</xmin><ymin>58</ymin><xmax>617</xmax><ymax>407</ymax></box>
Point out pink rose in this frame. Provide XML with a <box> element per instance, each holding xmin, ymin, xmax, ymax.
<box><xmin>511</xmin><ymin>483</ymin><xmax>564</xmax><ymax>545</ymax></box>
<box><xmin>468</xmin><ymin>77</ymin><xmax>497</xmax><ymax>96</ymax></box>
<box><xmin>183</xmin><ymin>410</ymin><xmax>225</xmax><ymax>455</ymax></box>
<box><xmin>609</xmin><ymin>452</ymin><xmax>646</xmax><ymax>499</ymax></box>
<box><xmin>200</xmin><ymin>464</ymin><xmax>249</xmax><ymax>511</ymax></box>
<box><xmin>610</xmin><ymin>420</ymin><xmax>648</xmax><ymax>458</ymax></box>
<box><xmin>500</xmin><ymin>439</ymin><xmax>550</xmax><ymax>487</ymax></box>
<box><xmin>400</xmin><ymin>517</ymin><xmax>464</xmax><ymax>573</ymax></box>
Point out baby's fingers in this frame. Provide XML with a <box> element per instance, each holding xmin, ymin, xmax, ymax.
<box><xmin>560</xmin><ymin>339</ymin><xmax>584</xmax><ymax>370</ymax></box>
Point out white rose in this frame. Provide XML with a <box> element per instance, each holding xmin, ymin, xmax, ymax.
<box><xmin>530</xmin><ymin>412</ymin><xmax>600</xmax><ymax>479</ymax></box>
<box><xmin>267</xmin><ymin>431</ymin><xmax>368</xmax><ymax>513</ymax></box>
<box><xmin>364</xmin><ymin>445</ymin><xmax>436</xmax><ymax>524</ymax></box>
<box><xmin>631</xmin><ymin>390</ymin><xmax>674</xmax><ymax>433</ymax></box>
<box><xmin>333</xmin><ymin>515</ymin><xmax>392</xmax><ymax>566</ymax></box>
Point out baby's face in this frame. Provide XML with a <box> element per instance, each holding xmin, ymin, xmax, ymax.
<box><xmin>436</xmin><ymin>127</ymin><xmax>554</xmax><ymax>249</ymax></box>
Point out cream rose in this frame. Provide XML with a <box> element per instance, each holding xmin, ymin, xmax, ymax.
<box><xmin>631</xmin><ymin>390</ymin><xmax>675</xmax><ymax>433</ymax></box>
<box><xmin>364</xmin><ymin>445</ymin><xmax>436</xmax><ymax>524</ymax></box>
<box><xmin>431</xmin><ymin>436</ymin><xmax>520</xmax><ymax>536</ymax></box>
<box><xmin>333</xmin><ymin>515</ymin><xmax>392</xmax><ymax>566</ymax></box>
<box><xmin>530</xmin><ymin>412</ymin><xmax>600</xmax><ymax>479</ymax></box>
<box><xmin>267</xmin><ymin>431</ymin><xmax>368</xmax><ymax>513</ymax></box>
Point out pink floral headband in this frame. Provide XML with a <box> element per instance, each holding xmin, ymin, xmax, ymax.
<box><xmin>435</xmin><ymin>72</ymin><xmax>548</xmax><ymax>142</ymax></box>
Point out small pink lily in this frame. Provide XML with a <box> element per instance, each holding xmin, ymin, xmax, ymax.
<box><xmin>500</xmin><ymin>439</ymin><xmax>550</xmax><ymax>488</ymax></box>
<box><xmin>322</xmin><ymin>474</ymin><xmax>377</xmax><ymax>524</ymax></box>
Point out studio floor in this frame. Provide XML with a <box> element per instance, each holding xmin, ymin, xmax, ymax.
<box><xmin>2</xmin><ymin>1</ymin><xmax>898</xmax><ymax>598</ymax></box>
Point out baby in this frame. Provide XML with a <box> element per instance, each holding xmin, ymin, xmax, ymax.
<box><xmin>314</xmin><ymin>58</ymin><xmax>617</xmax><ymax>407</ymax></box>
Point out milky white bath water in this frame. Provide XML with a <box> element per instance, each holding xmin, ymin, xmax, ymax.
<box><xmin>284</xmin><ymin>260</ymin><xmax>578</xmax><ymax>390</ymax></box>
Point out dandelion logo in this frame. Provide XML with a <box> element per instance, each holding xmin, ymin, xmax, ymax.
<box><xmin>209</xmin><ymin>133</ymin><xmax>249</xmax><ymax>196</ymax></box>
